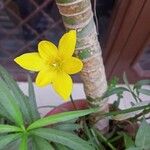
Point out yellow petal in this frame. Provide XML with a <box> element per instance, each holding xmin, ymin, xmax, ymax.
<box><xmin>52</xmin><ymin>71</ymin><xmax>72</xmax><ymax>100</ymax></box>
<box><xmin>35</xmin><ymin>67</ymin><xmax>56</xmax><ymax>87</ymax></box>
<box><xmin>62</xmin><ymin>57</ymin><xmax>83</xmax><ymax>74</ymax></box>
<box><xmin>14</xmin><ymin>53</ymin><xmax>44</xmax><ymax>71</ymax></box>
<box><xmin>58</xmin><ymin>30</ymin><xmax>76</xmax><ymax>59</ymax></box>
<box><xmin>38</xmin><ymin>40</ymin><xmax>58</xmax><ymax>61</ymax></box>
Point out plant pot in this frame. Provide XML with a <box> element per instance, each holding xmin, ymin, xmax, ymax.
<box><xmin>46</xmin><ymin>99</ymin><xmax>89</xmax><ymax>116</ymax></box>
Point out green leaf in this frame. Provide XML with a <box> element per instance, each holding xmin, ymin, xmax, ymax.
<box><xmin>113</xmin><ymin>101</ymin><xmax>150</xmax><ymax>121</ymax></box>
<box><xmin>123</xmin><ymin>133</ymin><xmax>135</xmax><ymax>148</ymax></box>
<box><xmin>33</xmin><ymin>136</ymin><xmax>54</xmax><ymax>150</ymax></box>
<box><xmin>2</xmin><ymin>139</ymin><xmax>21</xmax><ymax>150</ymax></box>
<box><xmin>0</xmin><ymin>133</ymin><xmax>21</xmax><ymax>149</ymax></box>
<box><xmin>135</xmin><ymin>80</ymin><xmax>150</xmax><ymax>87</ymax></box>
<box><xmin>84</xmin><ymin>122</ymin><xmax>99</xmax><ymax>149</ymax></box>
<box><xmin>27</xmin><ymin>108</ymin><xmax>98</xmax><ymax>130</ymax></box>
<box><xmin>138</xmin><ymin>88</ymin><xmax>150</xmax><ymax>96</ymax></box>
<box><xmin>0</xmin><ymin>118</ymin><xmax>4</xmax><ymax>124</ymax></box>
<box><xmin>54</xmin><ymin>143</ymin><xmax>71</xmax><ymax>150</ymax></box>
<box><xmin>93</xmin><ymin>128</ymin><xmax>116</xmax><ymax>150</ymax></box>
<box><xmin>104</xmin><ymin>104</ymin><xmax>150</xmax><ymax>117</ymax></box>
<box><xmin>29</xmin><ymin>139</ymin><xmax>37</xmax><ymax>150</ymax></box>
<box><xmin>19</xmin><ymin>133</ymin><xmax>28</xmax><ymax>150</ymax></box>
<box><xmin>0</xmin><ymin>124</ymin><xmax>22</xmax><ymax>133</ymax></box>
<box><xmin>123</xmin><ymin>73</ymin><xmax>131</xmax><ymax>90</ymax></box>
<box><xmin>135</xmin><ymin>120</ymin><xmax>150</xmax><ymax>149</ymax></box>
<box><xmin>0</xmin><ymin>103</ymin><xmax>13</xmax><ymax>122</ymax></box>
<box><xmin>0</xmin><ymin>65</ymin><xmax>31</xmax><ymax>123</ymax></box>
<box><xmin>0</xmin><ymin>79</ymin><xmax>24</xmax><ymax>126</ymax></box>
<box><xmin>103</xmin><ymin>87</ymin><xmax>129</xmax><ymax>98</ymax></box>
<box><xmin>30</xmin><ymin>128</ymin><xmax>95</xmax><ymax>150</ymax></box>
<box><xmin>123</xmin><ymin>72</ymin><xmax>141</xmax><ymax>103</ymax></box>
<box><xmin>28</xmin><ymin>75</ymin><xmax>40</xmax><ymax>121</ymax></box>
<box><xmin>54</xmin><ymin>123</ymin><xmax>81</xmax><ymax>131</ymax></box>
<box><xmin>126</xmin><ymin>147</ymin><xmax>141</xmax><ymax>150</ymax></box>
<box><xmin>108</xmin><ymin>77</ymin><xmax>119</xmax><ymax>90</ymax></box>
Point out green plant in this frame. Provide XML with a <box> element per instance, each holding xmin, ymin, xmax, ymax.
<box><xmin>78</xmin><ymin>74</ymin><xmax>150</xmax><ymax>150</ymax></box>
<box><xmin>0</xmin><ymin>65</ymin><xmax>150</xmax><ymax>150</ymax></box>
<box><xmin>0</xmin><ymin>65</ymin><xmax>98</xmax><ymax>150</ymax></box>
<box><xmin>125</xmin><ymin>120</ymin><xmax>150</xmax><ymax>150</ymax></box>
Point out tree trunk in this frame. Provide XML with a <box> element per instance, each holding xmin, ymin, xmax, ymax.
<box><xmin>56</xmin><ymin>0</ymin><xmax>109</xmax><ymax>133</ymax></box>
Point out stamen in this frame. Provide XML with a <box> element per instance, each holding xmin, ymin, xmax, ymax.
<box><xmin>52</xmin><ymin>63</ymin><xmax>57</xmax><ymax>67</ymax></box>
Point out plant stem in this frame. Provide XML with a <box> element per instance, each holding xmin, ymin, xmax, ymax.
<box><xmin>90</xmin><ymin>128</ymin><xmax>105</xmax><ymax>150</ymax></box>
<box><xmin>123</xmin><ymin>73</ymin><xmax>142</xmax><ymax>103</ymax></box>
<box><xmin>70</xmin><ymin>95</ymin><xmax>77</xmax><ymax>110</ymax></box>
<box><xmin>108</xmin><ymin>135</ymin><xmax>122</xmax><ymax>143</ymax></box>
<box><xmin>84</xmin><ymin>120</ymin><xmax>103</xmax><ymax>150</ymax></box>
<box><xmin>93</xmin><ymin>128</ymin><xmax>116</xmax><ymax>150</ymax></box>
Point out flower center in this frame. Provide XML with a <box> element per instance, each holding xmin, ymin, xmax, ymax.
<box><xmin>52</xmin><ymin>63</ymin><xmax>58</xmax><ymax>67</ymax></box>
<box><xmin>51</xmin><ymin>58</ymin><xmax>62</xmax><ymax>70</ymax></box>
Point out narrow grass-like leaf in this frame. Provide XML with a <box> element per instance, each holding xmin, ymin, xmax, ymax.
<box><xmin>30</xmin><ymin>128</ymin><xmax>95</xmax><ymax>150</ymax></box>
<box><xmin>27</xmin><ymin>108</ymin><xmax>98</xmax><ymax>130</ymax></box>
<box><xmin>123</xmin><ymin>73</ymin><xmax>142</xmax><ymax>103</ymax></box>
<box><xmin>0</xmin><ymin>133</ymin><xmax>21</xmax><ymax>149</ymax></box>
<box><xmin>19</xmin><ymin>133</ymin><xmax>28</xmax><ymax>150</ymax></box>
<box><xmin>113</xmin><ymin>101</ymin><xmax>150</xmax><ymax>121</ymax></box>
<box><xmin>135</xmin><ymin>80</ymin><xmax>150</xmax><ymax>87</ymax></box>
<box><xmin>0</xmin><ymin>79</ymin><xmax>24</xmax><ymax>126</ymax></box>
<box><xmin>28</xmin><ymin>75</ymin><xmax>40</xmax><ymax>121</ymax></box>
<box><xmin>84</xmin><ymin>125</ymin><xmax>97</xmax><ymax>149</ymax></box>
<box><xmin>138</xmin><ymin>88</ymin><xmax>150</xmax><ymax>96</ymax></box>
<box><xmin>0</xmin><ymin>65</ymin><xmax>31</xmax><ymax>123</ymax></box>
<box><xmin>0</xmin><ymin>125</ymin><xmax>22</xmax><ymax>133</ymax></box>
<box><xmin>84</xmin><ymin>122</ymin><xmax>100</xmax><ymax>149</ymax></box>
<box><xmin>93</xmin><ymin>128</ymin><xmax>116</xmax><ymax>150</ymax></box>
<box><xmin>102</xmin><ymin>87</ymin><xmax>129</xmax><ymax>98</ymax></box>
<box><xmin>123</xmin><ymin>73</ymin><xmax>131</xmax><ymax>90</ymax></box>
<box><xmin>33</xmin><ymin>136</ymin><xmax>54</xmax><ymax>150</ymax></box>
<box><xmin>104</xmin><ymin>104</ymin><xmax>150</xmax><ymax>117</ymax></box>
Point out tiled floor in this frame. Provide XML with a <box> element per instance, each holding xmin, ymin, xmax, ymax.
<box><xmin>18</xmin><ymin>83</ymin><xmax>150</xmax><ymax>116</ymax></box>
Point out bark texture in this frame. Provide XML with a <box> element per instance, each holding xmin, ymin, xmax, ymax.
<box><xmin>56</xmin><ymin>0</ymin><xmax>109</xmax><ymax>132</ymax></box>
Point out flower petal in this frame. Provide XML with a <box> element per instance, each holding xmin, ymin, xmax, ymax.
<box><xmin>52</xmin><ymin>71</ymin><xmax>72</xmax><ymax>100</ymax></box>
<box><xmin>38</xmin><ymin>40</ymin><xmax>58</xmax><ymax>61</ymax></box>
<box><xmin>14</xmin><ymin>52</ymin><xmax>44</xmax><ymax>71</ymax></box>
<box><xmin>58</xmin><ymin>30</ymin><xmax>76</xmax><ymax>58</ymax></box>
<box><xmin>35</xmin><ymin>67</ymin><xmax>56</xmax><ymax>87</ymax></box>
<box><xmin>62</xmin><ymin>57</ymin><xmax>83</xmax><ymax>74</ymax></box>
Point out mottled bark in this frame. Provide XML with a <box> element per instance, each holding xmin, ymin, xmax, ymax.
<box><xmin>56</xmin><ymin>0</ymin><xmax>109</xmax><ymax>132</ymax></box>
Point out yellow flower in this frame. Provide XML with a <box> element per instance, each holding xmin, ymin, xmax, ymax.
<box><xmin>14</xmin><ymin>30</ymin><xmax>83</xmax><ymax>100</ymax></box>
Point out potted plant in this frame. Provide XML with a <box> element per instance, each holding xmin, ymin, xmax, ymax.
<box><xmin>0</xmin><ymin>30</ymin><xmax>150</xmax><ymax>150</ymax></box>
<box><xmin>0</xmin><ymin>64</ymin><xmax>150</xmax><ymax>150</ymax></box>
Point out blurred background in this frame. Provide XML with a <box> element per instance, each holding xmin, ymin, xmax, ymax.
<box><xmin>0</xmin><ymin>0</ymin><xmax>149</xmax><ymax>83</ymax></box>
<box><xmin>0</xmin><ymin>0</ymin><xmax>115</xmax><ymax>81</ymax></box>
